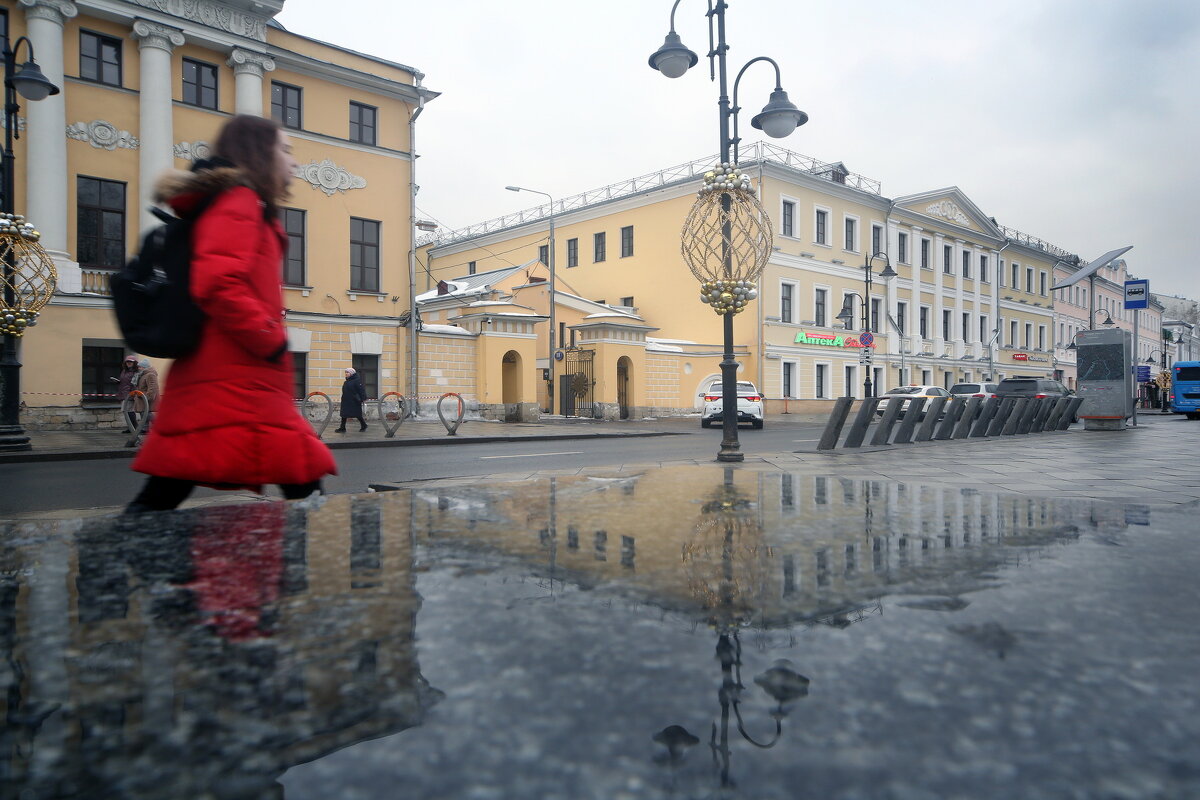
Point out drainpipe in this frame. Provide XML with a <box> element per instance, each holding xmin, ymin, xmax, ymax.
<box><xmin>407</xmin><ymin>77</ymin><xmax>425</xmax><ymax>417</ymax></box>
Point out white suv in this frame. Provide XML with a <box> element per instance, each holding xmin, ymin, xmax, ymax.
<box><xmin>701</xmin><ymin>380</ymin><xmax>765</xmax><ymax>429</ymax></box>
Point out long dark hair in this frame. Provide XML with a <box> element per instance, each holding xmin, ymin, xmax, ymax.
<box><xmin>213</xmin><ymin>115</ymin><xmax>287</xmax><ymax>215</ymax></box>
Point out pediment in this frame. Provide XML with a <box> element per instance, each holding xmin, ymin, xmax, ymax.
<box><xmin>894</xmin><ymin>188</ymin><xmax>1002</xmax><ymax>238</ymax></box>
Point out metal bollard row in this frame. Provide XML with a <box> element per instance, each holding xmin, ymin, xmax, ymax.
<box><xmin>816</xmin><ymin>394</ymin><xmax>1085</xmax><ymax>451</ymax></box>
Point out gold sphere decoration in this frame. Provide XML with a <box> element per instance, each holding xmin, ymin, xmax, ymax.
<box><xmin>0</xmin><ymin>219</ymin><xmax>57</xmax><ymax>339</ymax></box>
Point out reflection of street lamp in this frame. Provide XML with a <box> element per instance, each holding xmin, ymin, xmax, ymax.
<box><xmin>506</xmin><ymin>185</ymin><xmax>557</xmax><ymax>414</ymax></box>
<box><xmin>835</xmin><ymin>251</ymin><xmax>896</xmax><ymax>397</ymax></box>
<box><xmin>1</xmin><ymin>34</ymin><xmax>60</xmax><ymax>452</ymax></box>
<box><xmin>651</xmin><ymin>0</ymin><xmax>807</xmax><ymax>462</ymax></box>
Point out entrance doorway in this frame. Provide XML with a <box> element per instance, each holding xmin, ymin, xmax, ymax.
<box><xmin>617</xmin><ymin>356</ymin><xmax>632</xmax><ymax>419</ymax></box>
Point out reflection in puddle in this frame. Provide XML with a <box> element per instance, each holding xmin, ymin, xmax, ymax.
<box><xmin>0</xmin><ymin>466</ymin><xmax>1160</xmax><ymax>799</ymax></box>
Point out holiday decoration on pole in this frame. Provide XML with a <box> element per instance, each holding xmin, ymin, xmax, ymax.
<box><xmin>682</xmin><ymin>163</ymin><xmax>772</xmax><ymax>316</ymax></box>
<box><xmin>0</xmin><ymin>212</ymin><xmax>56</xmax><ymax>337</ymax></box>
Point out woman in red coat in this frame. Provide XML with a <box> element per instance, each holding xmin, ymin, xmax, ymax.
<box><xmin>126</xmin><ymin>115</ymin><xmax>336</xmax><ymax>512</ymax></box>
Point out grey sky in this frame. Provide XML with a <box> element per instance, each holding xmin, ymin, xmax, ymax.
<box><xmin>276</xmin><ymin>0</ymin><xmax>1200</xmax><ymax>296</ymax></box>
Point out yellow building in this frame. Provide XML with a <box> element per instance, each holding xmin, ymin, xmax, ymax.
<box><xmin>6</xmin><ymin>0</ymin><xmax>435</xmax><ymax>429</ymax></box>
<box><xmin>423</xmin><ymin>142</ymin><xmax>1061</xmax><ymax>416</ymax></box>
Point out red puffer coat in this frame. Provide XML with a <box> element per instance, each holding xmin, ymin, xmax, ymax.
<box><xmin>132</xmin><ymin>168</ymin><xmax>336</xmax><ymax>489</ymax></box>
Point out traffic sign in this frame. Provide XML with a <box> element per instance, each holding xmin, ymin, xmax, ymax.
<box><xmin>1124</xmin><ymin>279</ymin><xmax>1149</xmax><ymax>310</ymax></box>
<box><xmin>859</xmin><ymin>330</ymin><xmax>874</xmax><ymax>348</ymax></box>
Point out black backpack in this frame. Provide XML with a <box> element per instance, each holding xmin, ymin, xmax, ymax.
<box><xmin>110</xmin><ymin>200</ymin><xmax>214</xmax><ymax>359</ymax></box>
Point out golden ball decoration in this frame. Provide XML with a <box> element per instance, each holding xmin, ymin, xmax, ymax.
<box><xmin>682</xmin><ymin>163</ymin><xmax>772</xmax><ymax>316</ymax></box>
<box><xmin>0</xmin><ymin>214</ymin><xmax>57</xmax><ymax>338</ymax></box>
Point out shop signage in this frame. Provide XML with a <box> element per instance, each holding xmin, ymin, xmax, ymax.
<box><xmin>1012</xmin><ymin>353</ymin><xmax>1028</xmax><ymax>361</ymax></box>
<box><xmin>794</xmin><ymin>331</ymin><xmax>876</xmax><ymax>348</ymax></box>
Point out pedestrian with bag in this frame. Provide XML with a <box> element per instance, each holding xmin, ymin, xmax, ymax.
<box><xmin>125</xmin><ymin>115</ymin><xmax>336</xmax><ymax>513</ymax></box>
<box><xmin>111</xmin><ymin>355</ymin><xmax>140</xmax><ymax>430</ymax></box>
<box><xmin>336</xmin><ymin>367</ymin><xmax>368</xmax><ymax>432</ymax></box>
<box><xmin>132</xmin><ymin>357</ymin><xmax>159</xmax><ymax>430</ymax></box>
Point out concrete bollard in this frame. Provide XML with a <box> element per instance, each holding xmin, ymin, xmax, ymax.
<box><xmin>892</xmin><ymin>397</ymin><xmax>927</xmax><ymax>444</ymax></box>
<box><xmin>971</xmin><ymin>397</ymin><xmax>1000</xmax><ymax>438</ymax></box>
<box><xmin>1058</xmin><ymin>396</ymin><xmax>1085</xmax><ymax>430</ymax></box>
<box><xmin>869</xmin><ymin>395</ymin><xmax>906</xmax><ymax>446</ymax></box>
<box><xmin>1015</xmin><ymin>397</ymin><xmax>1043</xmax><ymax>434</ymax></box>
<box><xmin>915</xmin><ymin>396</ymin><xmax>949</xmax><ymax>442</ymax></box>
<box><xmin>986</xmin><ymin>398</ymin><xmax>1015</xmax><ymax>437</ymax></box>
<box><xmin>843</xmin><ymin>397</ymin><xmax>882</xmax><ymax>448</ymax></box>
<box><xmin>1044</xmin><ymin>397</ymin><xmax>1071</xmax><ymax>431</ymax></box>
<box><xmin>934</xmin><ymin>398</ymin><xmax>964</xmax><ymax>440</ymax></box>
<box><xmin>1002</xmin><ymin>398</ymin><xmax>1029</xmax><ymax>435</ymax></box>
<box><xmin>953</xmin><ymin>397</ymin><xmax>982</xmax><ymax>439</ymax></box>
<box><xmin>816</xmin><ymin>396</ymin><xmax>855</xmax><ymax>450</ymax></box>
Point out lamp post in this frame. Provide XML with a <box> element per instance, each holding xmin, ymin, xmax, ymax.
<box><xmin>651</xmin><ymin>0</ymin><xmax>807</xmax><ymax>462</ymax></box>
<box><xmin>1092</xmin><ymin>308</ymin><xmax>1115</xmax><ymax>328</ymax></box>
<box><xmin>1</xmin><ymin>34</ymin><xmax>60</xmax><ymax>452</ymax></box>
<box><xmin>506</xmin><ymin>185</ymin><xmax>556</xmax><ymax>414</ymax></box>
<box><xmin>835</xmin><ymin>251</ymin><xmax>896</xmax><ymax>398</ymax></box>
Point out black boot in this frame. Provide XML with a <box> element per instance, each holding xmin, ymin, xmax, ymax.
<box><xmin>334</xmin><ymin>420</ymin><xmax>347</xmax><ymax>433</ymax></box>
<box><xmin>359</xmin><ymin>421</ymin><xmax>368</xmax><ymax>432</ymax></box>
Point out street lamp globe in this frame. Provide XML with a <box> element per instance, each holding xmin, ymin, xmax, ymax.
<box><xmin>750</xmin><ymin>89</ymin><xmax>808</xmax><ymax>138</ymax></box>
<box><xmin>10</xmin><ymin>58</ymin><xmax>59</xmax><ymax>101</ymax></box>
<box><xmin>648</xmin><ymin>31</ymin><xmax>697</xmax><ymax>79</ymax></box>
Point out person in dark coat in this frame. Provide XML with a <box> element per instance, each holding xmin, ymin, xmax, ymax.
<box><xmin>336</xmin><ymin>367</ymin><xmax>368</xmax><ymax>432</ymax></box>
<box><xmin>111</xmin><ymin>355</ymin><xmax>140</xmax><ymax>430</ymax></box>
<box><xmin>125</xmin><ymin>115</ymin><xmax>337</xmax><ymax>512</ymax></box>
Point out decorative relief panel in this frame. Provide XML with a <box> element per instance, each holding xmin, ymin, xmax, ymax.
<box><xmin>127</xmin><ymin>0</ymin><xmax>267</xmax><ymax>41</ymax></box>
<box><xmin>925</xmin><ymin>200</ymin><xmax>970</xmax><ymax>226</ymax></box>
<box><xmin>296</xmin><ymin>159</ymin><xmax>367</xmax><ymax>196</ymax></box>
<box><xmin>173</xmin><ymin>140</ymin><xmax>212</xmax><ymax>161</ymax></box>
<box><xmin>67</xmin><ymin>120</ymin><xmax>139</xmax><ymax>150</ymax></box>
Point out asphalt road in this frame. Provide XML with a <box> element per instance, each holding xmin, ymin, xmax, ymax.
<box><xmin>1</xmin><ymin>417</ymin><xmax>828</xmax><ymax>515</ymax></box>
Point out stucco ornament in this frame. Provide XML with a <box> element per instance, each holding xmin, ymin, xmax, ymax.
<box><xmin>127</xmin><ymin>0</ymin><xmax>267</xmax><ymax>41</ymax></box>
<box><xmin>173</xmin><ymin>140</ymin><xmax>212</xmax><ymax>161</ymax></box>
<box><xmin>296</xmin><ymin>159</ymin><xmax>367</xmax><ymax>196</ymax></box>
<box><xmin>925</xmin><ymin>200</ymin><xmax>969</xmax><ymax>225</ymax></box>
<box><xmin>67</xmin><ymin>120</ymin><xmax>139</xmax><ymax>150</ymax></box>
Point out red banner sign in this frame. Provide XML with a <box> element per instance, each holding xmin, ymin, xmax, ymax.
<box><xmin>1012</xmin><ymin>353</ymin><xmax>1029</xmax><ymax>361</ymax></box>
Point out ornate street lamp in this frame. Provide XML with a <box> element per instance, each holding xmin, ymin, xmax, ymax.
<box><xmin>651</xmin><ymin>0</ymin><xmax>808</xmax><ymax>462</ymax></box>
<box><xmin>835</xmin><ymin>251</ymin><xmax>896</xmax><ymax>398</ymax></box>
<box><xmin>505</xmin><ymin>185</ymin><xmax>557</xmax><ymax>414</ymax></box>
<box><xmin>1</xmin><ymin>34</ymin><xmax>60</xmax><ymax>452</ymax></box>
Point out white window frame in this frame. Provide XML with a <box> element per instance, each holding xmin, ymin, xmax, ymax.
<box><xmin>782</xmin><ymin>360</ymin><xmax>798</xmax><ymax>398</ymax></box>
<box><xmin>780</xmin><ymin>279</ymin><xmax>797</xmax><ymax>324</ymax></box>
<box><xmin>871</xmin><ymin>223</ymin><xmax>884</xmax><ymax>255</ymax></box>
<box><xmin>897</xmin><ymin>231</ymin><xmax>909</xmax><ymax>264</ymax></box>
<box><xmin>814</xmin><ymin>362</ymin><xmax>830</xmax><ymax>399</ymax></box>
<box><xmin>1038</xmin><ymin>325</ymin><xmax>1047</xmax><ymax>351</ymax></box>
<box><xmin>920</xmin><ymin>237</ymin><xmax>932</xmax><ymax>270</ymax></box>
<box><xmin>842</xmin><ymin>213</ymin><xmax>860</xmax><ymax>253</ymax></box>
<box><xmin>813</xmin><ymin>205</ymin><xmax>831</xmax><ymax>247</ymax></box>
<box><xmin>919</xmin><ymin>304</ymin><xmax>931</xmax><ymax>339</ymax></box>
<box><xmin>813</xmin><ymin>284</ymin><xmax>830</xmax><ymax>327</ymax></box>
<box><xmin>780</xmin><ymin>195</ymin><xmax>800</xmax><ymax>239</ymax></box>
<box><xmin>843</xmin><ymin>363</ymin><xmax>858</xmax><ymax>399</ymax></box>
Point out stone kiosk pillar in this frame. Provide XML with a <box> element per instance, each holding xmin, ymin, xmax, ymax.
<box><xmin>228</xmin><ymin>48</ymin><xmax>276</xmax><ymax>116</ymax></box>
<box><xmin>17</xmin><ymin>0</ymin><xmax>80</xmax><ymax>290</ymax></box>
<box><xmin>133</xmin><ymin>20</ymin><xmax>185</xmax><ymax>234</ymax></box>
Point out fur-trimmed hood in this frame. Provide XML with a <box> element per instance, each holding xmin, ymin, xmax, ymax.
<box><xmin>152</xmin><ymin>164</ymin><xmax>255</xmax><ymax>215</ymax></box>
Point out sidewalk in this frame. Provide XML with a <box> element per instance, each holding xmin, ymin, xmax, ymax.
<box><xmin>0</xmin><ymin>413</ymin><xmax>699</xmax><ymax>463</ymax></box>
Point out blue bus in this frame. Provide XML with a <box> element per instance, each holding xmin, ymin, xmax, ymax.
<box><xmin>1171</xmin><ymin>361</ymin><xmax>1200</xmax><ymax>419</ymax></box>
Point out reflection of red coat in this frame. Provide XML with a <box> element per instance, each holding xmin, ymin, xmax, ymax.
<box><xmin>131</xmin><ymin>168</ymin><xmax>335</xmax><ymax>489</ymax></box>
<box><xmin>186</xmin><ymin>505</ymin><xmax>284</xmax><ymax>641</ymax></box>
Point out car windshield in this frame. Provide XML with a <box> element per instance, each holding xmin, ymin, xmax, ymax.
<box><xmin>950</xmin><ymin>384</ymin><xmax>980</xmax><ymax>393</ymax></box>
<box><xmin>885</xmin><ymin>387</ymin><xmax>923</xmax><ymax>394</ymax></box>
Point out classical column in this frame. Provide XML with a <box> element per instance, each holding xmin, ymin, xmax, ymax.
<box><xmin>933</xmin><ymin>233</ymin><xmax>945</xmax><ymax>354</ymax></box>
<box><xmin>17</xmin><ymin>0</ymin><xmax>77</xmax><ymax>286</ymax></box>
<box><xmin>227</xmin><ymin>48</ymin><xmax>275</xmax><ymax>115</ymax></box>
<box><xmin>132</xmin><ymin>20</ymin><xmax>184</xmax><ymax>234</ymax></box>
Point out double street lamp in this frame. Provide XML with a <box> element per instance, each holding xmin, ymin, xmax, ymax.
<box><xmin>505</xmin><ymin>185</ymin><xmax>557</xmax><ymax>414</ymax></box>
<box><xmin>1</xmin><ymin>34</ymin><xmax>60</xmax><ymax>452</ymax></box>
<box><xmin>835</xmin><ymin>251</ymin><xmax>896</xmax><ymax>398</ymax></box>
<box><xmin>650</xmin><ymin>0</ymin><xmax>808</xmax><ymax>462</ymax></box>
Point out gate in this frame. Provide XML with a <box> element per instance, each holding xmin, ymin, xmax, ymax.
<box><xmin>558</xmin><ymin>348</ymin><xmax>595</xmax><ymax>417</ymax></box>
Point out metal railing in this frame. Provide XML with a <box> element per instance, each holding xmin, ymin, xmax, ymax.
<box><xmin>421</xmin><ymin>142</ymin><xmax>882</xmax><ymax>248</ymax></box>
<box><xmin>998</xmin><ymin>225</ymin><xmax>1079</xmax><ymax>262</ymax></box>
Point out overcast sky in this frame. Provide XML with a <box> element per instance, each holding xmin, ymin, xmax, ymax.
<box><xmin>276</xmin><ymin>0</ymin><xmax>1200</xmax><ymax>297</ymax></box>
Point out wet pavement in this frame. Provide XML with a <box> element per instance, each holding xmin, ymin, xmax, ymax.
<box><xmin>3</xmin><ymin>463</ymin><xmax>1198</xmax><ymax>799</ymax></box>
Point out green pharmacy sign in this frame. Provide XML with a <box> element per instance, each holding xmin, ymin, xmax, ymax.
<box><xmin>794</xmin><ymin>331</ymin><xmax>875</xmax><ymax>348</ymax></box>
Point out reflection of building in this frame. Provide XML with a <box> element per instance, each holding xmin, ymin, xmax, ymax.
<box><xmin>7</xmin><ymin>0</ymin><xmax>436</xmax><ymax>429</ymax></box>
<box><xmin>411</xmin><ymin>466</ymin><xmax>1084</xmax><ymax>628</ymax></box>
<box><xmin>0</xmin><ymin>495</ymin><xmax>437</xmax><ymax>797</ymax></box>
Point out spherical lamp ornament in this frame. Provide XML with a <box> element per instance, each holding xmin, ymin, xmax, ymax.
<box><xmin>682</xmin><ymin>164</ymin><xmax>773</xmax><ymax>316</ymax></box>
<box><xmin>0</xmin><ymin>219</ymin><xmax>58</xmax><ymax>339</ymax></box>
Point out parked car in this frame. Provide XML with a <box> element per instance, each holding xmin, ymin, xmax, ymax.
<box><xmin>950</xmin><ymin>382</ymin><xmax>999</xmax><ymax>399</ymax></box>
<box><xmin>995</xmin><ymin>377</ymin><xmax>1072</xmax><ymax>399</ymax></box>
<box><xmin>701</xmin><ymin>380</ymin><xmax>764</xmax><ymax>429</ymax></box>
<box><xmin>875</xmin><ymin>385</ymin><xmax>950</xmax><ymax>418</ymax></box>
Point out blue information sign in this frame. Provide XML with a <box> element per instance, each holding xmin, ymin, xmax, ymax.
<box><xmin>1136</xmin><ymin>365</ymin><xmax>1152</xmax><ymax>382</ymax></box>
<box><xmin>1124</xmin><ymin>279</ymin><xmax>1149</xmax><ymax>310</ymax></box>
